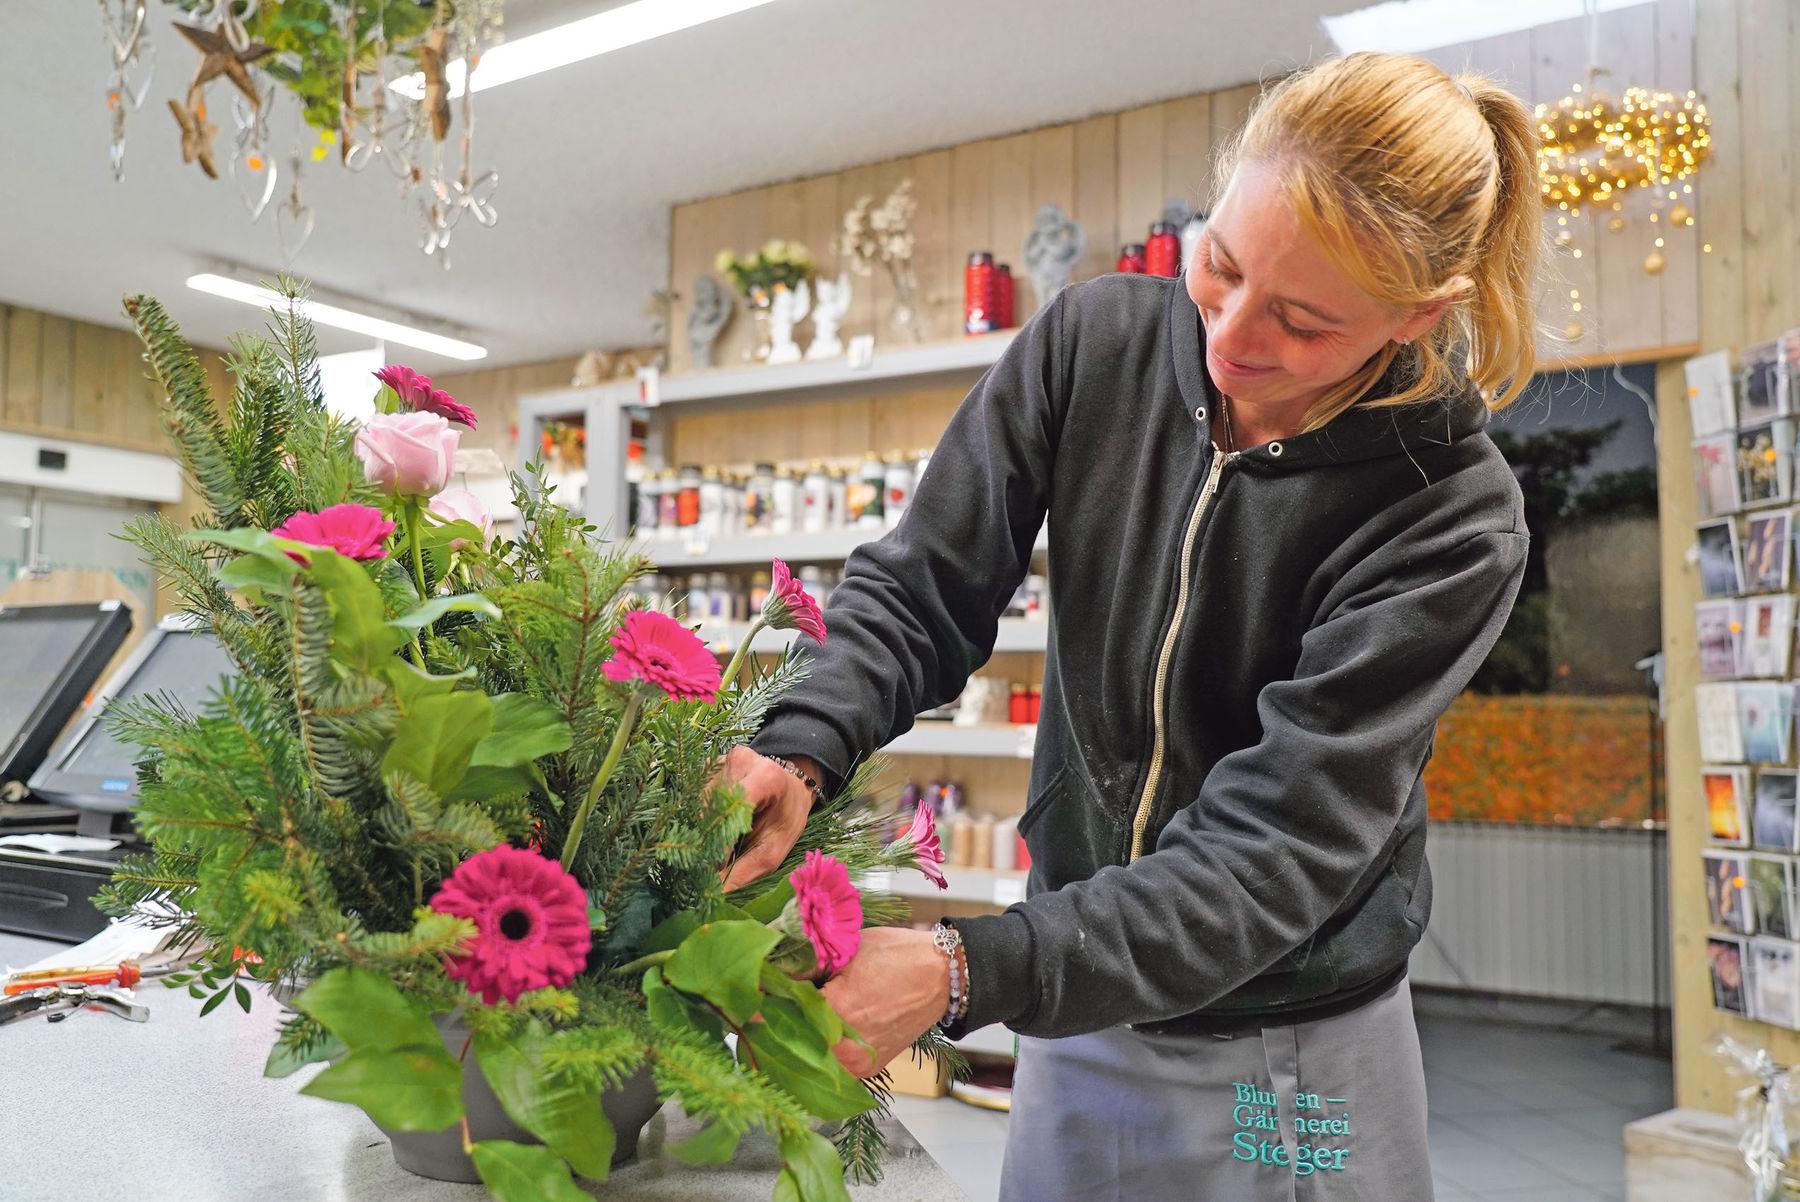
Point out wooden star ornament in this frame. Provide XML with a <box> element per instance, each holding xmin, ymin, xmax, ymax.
<box><xmin>173</xmin><ymin>17</ymin><xmax>275</xmax><ymax>107</ymax></box>
<box><xmin>168</xmin><ymin>86</ymin><xmax>220</xmax><ymax>178</ymax></box>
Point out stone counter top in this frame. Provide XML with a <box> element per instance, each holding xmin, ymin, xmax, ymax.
<box><xmin>0</xmin><ymin>978</ymin><xmax>967</xmax><ymax>1202</ymax></box>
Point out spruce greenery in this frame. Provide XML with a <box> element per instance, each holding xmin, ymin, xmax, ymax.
<box><xmin>100</xmin><ymin>283</ymin><xmax>956</xmax><ymax>1202</ymax></box>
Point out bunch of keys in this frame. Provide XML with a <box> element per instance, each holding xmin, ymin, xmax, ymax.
<box><xmin>0</xmin><ymin>982</ymin><xmax>149</xmax><ymax>1027</ymax></box>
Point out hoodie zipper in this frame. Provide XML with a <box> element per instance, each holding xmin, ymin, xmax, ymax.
<box><xmin>1129</xmin><ymin>447</ymin><xmax>1236</xmax><ymax>862</ymax></box>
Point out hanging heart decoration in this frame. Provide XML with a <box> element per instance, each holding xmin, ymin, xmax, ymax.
<box><xmin>277</xmin><ymin>152</ymin><xmax>314</xmax><ymax>261</ymax></box>
<box><xmin>230</xmin><ymin>146</ymin><xmax>278</xmax><ymax>222</ymax></box>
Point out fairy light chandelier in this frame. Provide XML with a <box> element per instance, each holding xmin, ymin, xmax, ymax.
<box><xmin>1536</xmin><ymin>83</ymin><xmax>1711</xmax><ymax>216</ymax></box>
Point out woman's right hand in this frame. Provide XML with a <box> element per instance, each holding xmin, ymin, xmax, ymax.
<box><xmin>718</xmin><ymin>747</ymin><xmax>817</xmax><ymax>892</ymax></box>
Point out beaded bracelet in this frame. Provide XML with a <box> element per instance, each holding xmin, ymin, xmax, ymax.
<box><xmin>767</xmin><ymin>756</ymin><xmax>827</xmax><ymax>809</ymax></box>
<box><xmin>931</xmin><ymin>922</ymin><xmax>970</xmax><ymax>1027</ymax></box>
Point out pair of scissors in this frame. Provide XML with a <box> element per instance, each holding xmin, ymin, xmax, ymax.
<box><xmin>0</xmin><ymin>982</ymin><xmax>150</xmax><ymax>1026</ymax></box>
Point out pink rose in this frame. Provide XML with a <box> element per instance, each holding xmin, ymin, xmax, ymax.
<box><xmin>762</xmin><ymin>558</ymin><xmax>826</xmax><ymax>644</ymax></box>
<box><xmin>270</xmin><ymin>503</ymin><xmax>396</xmax><ymax>562</ymax></box>
<box><xmin>429</xmin><ymin>488</ymin><xmax>493</xmax><ymax>550</ymax></box>
<box><xmin>601</xmin><ymin>610</ymin><xmax>723</xmax><ymax>703</ymax></box>
<box><xmin>355</xmin><ymin>411</ymin><xmax>460</xmax><ymax>498</ymax></box>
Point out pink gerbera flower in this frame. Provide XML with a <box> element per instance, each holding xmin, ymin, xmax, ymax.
<box><xmin>270</xmin><ymin>503</ymin><xmax>395</xmax><ymax>562</ymax></box>
<box><xmin>428</xmin><ymin>845</ymin><xmax>591</xmax><ymax>1005</ymax></box>
<box><xmin>891</xmin><ymin>800</ymin><xmax>947</xmax><ymax>890</ymax></box>
<box><xmin>602</xmin><ymin>610</ymin><xmax>723</xmax><ymax>703</ymax></box>
<box><xmin>763</xmin><ymin>558</ymin><xmax>826</xmax><ymax>644</ymax></box>
<box><xmin>788</xmin><ymin>850</ymin><xmax>863</xmax><ymax>974</ymax></box>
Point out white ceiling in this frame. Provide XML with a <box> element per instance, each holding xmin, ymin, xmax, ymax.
<box><xmin>3</xmin><ymin>0</ymin><xmax>1370</xmax><ymax>370</ymax></box>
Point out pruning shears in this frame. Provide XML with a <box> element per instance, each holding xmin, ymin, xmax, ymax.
<box><xmin>0</xmin><ymin>982</ymin><xmax>150</xmax><ymax>1026</ymax></box>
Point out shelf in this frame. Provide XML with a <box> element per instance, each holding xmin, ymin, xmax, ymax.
<box><xmin>885</xmin><ymin>723</ymin><xmax>1037</xmax><ymax>759</ymax></box>
<box><xmin>641</xmin><ymin>523</ymin><xmax>1049</xmax><ymax>569</ymax></box>
<box><xmin>860</xmin><ymin>864</ymin><xmax>1029</xmax><ymax>906</ymax></box>
<box><xmin>653</xmin><ymin>332</ymin><xmax>1018</xmax><ymax>412</ymax></box>
<box><xmin>697</xmin><ymin>617</ymin><xmax>1049</xmax><ymax>655</ymax></box>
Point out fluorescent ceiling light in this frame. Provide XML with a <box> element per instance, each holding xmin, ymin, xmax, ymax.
<box><xmin>391</xmin><ymin>0</ymin><xmax>781</xmax><ymax>99</ymax></box>
<box><xmin>185</xmin><ymin>274</ymin><xmax>487</xmax><ymax>361</ymax></box>
<box><xmin>1322</xmin><ymin>0</ymin><xmax>1651</xmax><ymax>55</ymax></box>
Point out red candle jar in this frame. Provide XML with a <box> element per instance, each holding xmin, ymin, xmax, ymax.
<box><xmin>965</xmin><ymin>251</ymin><xmax>995</xmax><ymax>335</ymax></box>
<box><xmin>995</xmin><ymin>264</ymin><xmax>1015</xmax><ymax>329</ymax></box>
<box><xmin>1117</xmin><ymin>243</ymin><xmax>1147</xmax><ymax>274</ymax></box>
<box><xmin>1146</xmin><ymin>222</ymin><xmax>1181</xmax><ymax>277</ymax></box>
<box><xmin>1009</xmin><ymin>683</ymin><xmax>1030</xmax><ymax>724</ymax></box>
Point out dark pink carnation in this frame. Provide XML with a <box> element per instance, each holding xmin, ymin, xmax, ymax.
<box><xmin>429</xmin><ymin>845</ymin><xmax>591</xmax><ymax>1005</ymax></box>
<box><xmin>789</xmin><ymin>850</ymin><xmax>862</xmax><ymax>974</ymax></box>
<box><xmin>762</xmin><ymin>558</ymin><xmax>826</xmax><ymax>644</ymax></box>
<box><xmin>374</xmin><ymin>364</ymin><xmax>434</xmax><ymax>408</ymax></box>
<box><xmin>270</xmin><ymin>503</ymin><xmax>395</xmax><ymax>562</ymax></box>
<box><xmin>892</xmin><ymin>800</ymin><xmax>947</xmax><ymax>890</ymax></box>
<box><xmin>418</xmin><ymin>386</ymin><xmax>478</xmax><ymax>430</ymax></box>
<box><xmin>602</xmin><ymin>610</ymin><xmax>722</xmax><ymax>703</ymax></box>
<box><xmin>374</xmin><ymin>364</ymin><xmax>477</xmax><ymax>429</ymax></box>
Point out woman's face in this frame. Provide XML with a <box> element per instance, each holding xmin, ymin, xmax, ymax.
<box><xmin>1186</xmin><ymin>162</ymin><xmax>1441</xmax><ymax>412</ymax></box>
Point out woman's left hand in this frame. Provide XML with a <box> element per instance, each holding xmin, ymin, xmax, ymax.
<box><xmin>820</xmin><ymin>926</ymin><xmax>950</xmax><ymax>1078</ymax></box>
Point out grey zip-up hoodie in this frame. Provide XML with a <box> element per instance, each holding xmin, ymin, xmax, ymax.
<box><xmin>752</xmin><ymin>272</ymin><xmax>1527</xmax><ymax>1038</ymax></box>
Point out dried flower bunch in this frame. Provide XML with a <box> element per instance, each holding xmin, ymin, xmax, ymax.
<box><xmin>834</xmin><ymin>179</ymin><xmax>918</xmax><ymax>276</ymax></box>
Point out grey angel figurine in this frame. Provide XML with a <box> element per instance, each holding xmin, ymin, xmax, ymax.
<box><xmin>687</xmin><ymin>275</ymin><xmax>734</xmax><ymax>368</ymax></box>
<box><xmin>1023</xmin><ymin>203</ymin><xmax>1087</xmax><ymax>310</ymax></box>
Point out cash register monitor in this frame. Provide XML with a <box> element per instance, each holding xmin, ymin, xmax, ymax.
<box><xmin>0</xmin><ymin>601</ymin><xmax>133</xmax><ymax>794</ymax></box>
<box><xmin>29</xmin><ymin>621</ymin><xmax>236</xmax><ymax>836</ymax></box>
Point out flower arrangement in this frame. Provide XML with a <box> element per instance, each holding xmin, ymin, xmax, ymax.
<box><xmin>101</xmin><ymin>280</ymin><xmax>956</xmax><ymax>1202</ymax></box>
<box><xmin>714</xmin><ymin>239</ymin><xmax>815</xmax><ymax>301</ymax></box>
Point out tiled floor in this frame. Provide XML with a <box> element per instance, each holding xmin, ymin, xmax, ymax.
<box><xmin>889</xmin><ymin>998</ymin><xmax>1674</xmax><ymax>1202</ymax></box>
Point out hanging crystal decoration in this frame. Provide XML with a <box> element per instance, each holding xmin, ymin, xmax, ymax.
<box><xmin>277</xmin><ymin>147</ymin><xmax>316</xmax><ymax>262</ymax></box>
<box><xmin>101</xmin><ymin>0</ymin><xmax>153</xmax><ymax>180</ymax></box>
<box><xmin>228</xmin><ymin>87</ymin><xmax>277</xmax><ymax>221</ymax></box>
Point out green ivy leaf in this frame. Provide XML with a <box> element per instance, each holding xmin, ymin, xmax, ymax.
<box><xmin>218</xmin><ymin>552</ymin><xmax>295</xmax><ymax>599</ymax></box>
<box><xmin>642</xmin><ymin>967</ymin><xmax>723</xmax><ymax>1044</ymax></box>
<box><xmin>307</xmin><ymin>549</ymin><xmax>409</xmax><ymax>672</ymax></box>
<box><xmin>669</xmin><ymin>1119</ymin><xmax>743</xmax><ymax>1165</ymax></box>
<box><xmin>468</xmin><ymin>1140</ymin><xmax>592</xmax><ymax>1202</ymax></box>
<box><xmin>265</xmin><ymin>1030</ymin><xmax>347</xmax><ymax>1079</ymax></box>
<box><xmin>759</xmin><ymin>965</ymin><xmax>843</xmax><ymax>1048</ymax></box>
<box><xmin>777</xmin><ymin>1124</ymin><xmax>853</xmax><ymax>1202</ymax></box>
<box><xmin>300</xmin><ymin>1046</ymin><xmax>464</xmax><ymax>1131</ymax></box>
<box><xmin>741</xmin><ymin>880</ymin><xmax>794</xmax><ymax>924</ymax></box>
<box><xmin>390</xmin><ymin>591</ymin><xmax>502</xmax><ymax>631</ymax></box>
<box><xmin>291</xmin><ymin>967</ymin><xmax>443</xmax><ymax>1052</ymax></box>
<box><xmin>740</xmin><ymin>997</ymin><xmax>877</xmax><ymax>1122</ymax></box>
<box><xmin>473</xmin><ymin>1022</ymin><xmax>617</xmax><ymax>1181</ymax></box>
<box><xmin>664</xmin><ymin>920</ymin><xmax>781</xmax><ymax>1026</ymax></box>
<box><xmin>382</xmin><ymin>690</ymin><xmax>494</xmax><ymax>799</ymax></box>
<box><xmin>471</xmin><ymin>694</ymin><xmax>574</xmax><ymax>767</ymax></box>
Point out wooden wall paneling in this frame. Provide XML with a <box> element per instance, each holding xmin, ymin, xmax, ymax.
<box><xmin>830</xmin><ymin>394</ymin><xmax>875</xmax><ymax>462</ymax></box>
<box><xmin>5</xmin><ymin>307</ymin><xmax>42</xmax><ymax>426</ymax></box>
<box><xmin>0</xmin><ymin>307</ymin><xmax>8</xmax><ymax>420</ymax></box>
<box><xmin>1738</xmin><ymin>0</ymin><xmax>1795</xmax><ymax>339</ymax></box>
<box><xmin>1160</xmin><ymin>93</ymin><xmax>1213</xmax><ymax>218</ymax></box>
<box><xmin>1594</xmin><ymin>7</ymin><xmax>1667</xmax><ymax>353</ymax></box>
<box><xmin>69</xmin><ymin>319</ymin><xmax>106</xmax><ymax>437</ymax></box>
<box><xmin>949</xmin><ymin>137</ymin><xmax>995</xmax><ymax>288</ymax></box>
<box><xmin>37</xmin><ymin>314</ymin><xmax>73</xmax><ymax>430</ymax></box>
<box><xmin>1654</xmin><ymin>0</ymin><xmax>1700</xmax><ymax>346</ymax></box>
<box><xmin>99</xmin><ymin>328</ymin><xmax>133</xmax><ymax>444</ymax></box>
<box><xmin>1208</xmin><ymin>82</ymin><xmax>1261</xmax><ymax>175</ymax></box>
<box><xmin>766</xmin><ymin>178</ymin><xmax>809</xmax><ymax>346</ymax></box>
<box><xmin>1115</xmin><ymin>104</ymin><xmax>1165</xmax><ymax>253</ymax></box>
<box><xmin>872</xmin><ymin>385</ymin><xmax>962</xmax><ymax>456</ymax></box>
<box><xmin>871</xmin><ymin>155</ymin><xmax>920</xmax><ymax>342</ymax></box>
<box><xmin>1412</xmin><ymin>41</ymin><xmax>1475</xmax><ymax>82</ymax></box>
<box><xmin>1030</xmin><ymin>125</ymin><xmax>1077</xmax><ymax>301</ymax></box>
<box><xmin>1693</xmin><ymin>0</ymin><xmax>1746</xmax><ymax>353</ymax></box>
<box><xmin>910</xmin><ymin>149</ymin><xmax>956</xmax><ymax>339</ymax></box>
<box><xmin>989</xmin><ymin>134</ymin><xmax>1035</xmax><ymax>316</ymax></box>
<box><xmin>731</xmin><ymin>186</ymin><xmax>774</xmax><ymax>365</ymax></box>
<box><xmin>1532</xmin><ymin>17</ymin><xmax>1603</xmax><ymax>360</ymax></box>
<box><xmin>696</xmin><ymin>194</ymin><xmax>750</xmax><ymax>368</ymax></box>
<box><xmin>1072</xmin><ymin>115</ymin><xmax>1119</xmax><ymax>286</ymax></box>
<box><xmin>666</xmin><ymin>198</ymin><xmax>708</xmax><ymax>376</ymax></box>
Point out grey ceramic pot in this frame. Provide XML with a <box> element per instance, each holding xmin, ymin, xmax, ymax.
<box><xmin>377</xmin><ymin>1013</ymin><xmax>662</xmax><ymax>1185</ymax></box>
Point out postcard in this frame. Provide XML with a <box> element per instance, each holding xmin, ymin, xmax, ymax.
<box><xmin>1739</xmin><ymin>682</ymin><xmax>1792</xmax><ymax>763</ymax></box>
<box><xmin>1711</xmin><ymin>934</ymin><xmax>1750</xmax><ymax>1015</ymax></box>
<box><xmin>1751</xmin><ymin>936</ymin><xmax>1800</xmax><ymax>1028</ymax></box>
<box><xmin>1737</xmin><ymin>420</ymin><xmax>1795</xmax><ymax>508</ymax></box>
<box><xmin>1696</xmin><ymin>600</ymin><xmax>1743</xmax><ymax>680</ymax></box>
<box><xmin>1695</xmin><ymin>433</ymin><xmax>1742</xmax><ymax>517</ymax></box>
<box><xmin>1706</xmin><ymin>850</ymin><xmax>1756</xmax><ymax>934</ymax></box>
<box><xmin>1708</xmin><ymin>765</ymin><xmax>1753</xmax><ymax>844</ymax></box>
<box><xmin>1740</xmin><ymin>340</ymin><xmax>1790</xmax><ymax>425</ymax></box>
<box><xmin>1750</xmin><ymin>855</ymin><xmax>1796</xmax><ymax>940</ymax></box>
<box><xmin>1687</xmin><ymin>349</ymin><xmax>1737</xmax><ymax>437</ymax></box>
<box><xmin>1741</xmin><ymin>595</ymin><xmax>1795</xmax><ymax>677</ymax></box>
<box><xmin>1698</xmin><ymin>519</ymin><xmax>1746</xmax><ymax>597</ymax></box>
<box><xmin>1753</xmin><ymin>770</ymin><xmax>1799</xmax><ymax>852</ymax></box>
<box><xmin>1698</xmin><ymin>682</ymin><xmax>1747</xmax><ymax>761</ymax></box>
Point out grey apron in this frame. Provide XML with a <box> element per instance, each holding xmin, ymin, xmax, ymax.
<box><xmin>1000</xmin><ymin>978</ymin><xmax>1432</xmax><ymax>1202</ymax></box>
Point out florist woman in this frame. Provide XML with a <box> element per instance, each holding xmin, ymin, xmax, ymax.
<box><xmin>724</xmin><ymin>52</ymin><xmax>1535</xmax><ymax>1200</ymax></box>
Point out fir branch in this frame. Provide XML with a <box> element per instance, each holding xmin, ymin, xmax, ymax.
<box><xmin>268</xmin><ymin>275</ymin><xmax>326</xmax><ymax>415</ymax></box>
<box><xmin>124</xmin><ymin>294</ymin><xmax>245</xmax><ymax>525</ymax></box>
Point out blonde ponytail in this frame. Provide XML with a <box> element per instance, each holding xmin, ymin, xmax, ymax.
<box><xmin>1215</xmin><ymin>54</ymin><xmax>1544</xmax><ymax>429</ymax></box>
